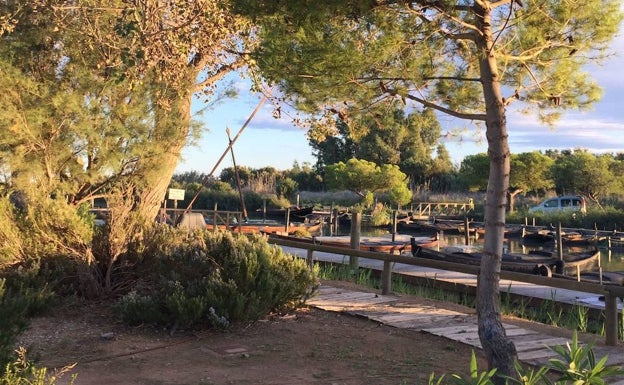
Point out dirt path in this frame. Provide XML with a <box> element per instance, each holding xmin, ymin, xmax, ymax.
<box><xmin>19</xmin><ymin>280</ymin><xmax>584</xmax><ymax>385</ymax></box>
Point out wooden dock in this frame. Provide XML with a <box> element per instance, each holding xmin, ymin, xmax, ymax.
<box><xmin>307</xmin><ymin>285</ymin><xmax>624</xmax><ymax>383</ymax></box>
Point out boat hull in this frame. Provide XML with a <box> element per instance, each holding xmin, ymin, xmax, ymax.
<box><xmin>414</xmin><ymin>247</ymin><xmax>600</xmax><ymax>277</ymax></box>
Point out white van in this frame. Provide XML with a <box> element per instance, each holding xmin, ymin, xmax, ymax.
<box><xmin>528</xmin><ymin>195</ymin><xmax>586</xmax><ymax>214</ymax></box>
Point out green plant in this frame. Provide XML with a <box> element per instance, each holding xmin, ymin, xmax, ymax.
<box><xmin>451</xmin><ymin>351</ymin><xmax>497</xmax><ymax>385</ymax></box>
<box><xmin>115</xmin><ymin>231</ymin><xmax>318</xmax><ymax>330</ymax></box>
<box><xmin>548</xmin><ymin>331</ymin><xmax>624</xmax><ymax>384</ymax></box>
<box><xmin>0</xmin><ymin>276</ymin><xmax>54</xmax><ymax>372</ymax></box>
<box><xmin>426</xmin><ymin>333</ymin><xmax>624</xmax><ymax>385</ymax></box>
<box><xmin>0</xmin><ymin>347</ymin><xmax>75</xmax><ymax>385</ymax></box>
<box><xmin>573</xmin><ymin>305</ymin><xmax>590</xmax><ymax>333</ymax></box>
<box><xmin>504</xmin><ymin>360</ymin><xmax>551</xmax><ymax>385</ymax></box>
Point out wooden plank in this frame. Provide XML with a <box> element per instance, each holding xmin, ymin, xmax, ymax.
<box><xmin>307</xmin><ymin>292</ymin><xmax>397</xmax><ymax>307</ymax></box>
<box><xmin>518</xmin><ymin>349</ymin><xmax>560</xmax><ymax>361</ymax></box>
<box><xmin>423</xmin><ymin>323</ymin><xmax>479</xmax><ymax>335</ymax></box>
<box><xmin>505</xmin><ymin>328</ymin><xmax>538</xmax><ymax>337</ymax></box>
<box><xmin>373</xmin><ymin>313</ymin><xmax>469</xmax><ymax>325</ymax></box>
<box><xmin>388</xmin><ymin>316</ymin><xmax>472</xmax><ymax>330</ymax></box>
<box><xmin>513</xmin><ymin>337</ymin><xmax>572</xmax><ymax>352</ymax></box>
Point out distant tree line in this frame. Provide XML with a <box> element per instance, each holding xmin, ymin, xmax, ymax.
<box><xmin>172</xmin><ymin>148</ymin><xmax>624</xmax><ymax>213</ymax></box>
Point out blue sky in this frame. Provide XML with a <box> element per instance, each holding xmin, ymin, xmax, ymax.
<box><xmin>177</xmin><ymin>30</ymin><xmax>624</xmax><ymax>175</ymax></box>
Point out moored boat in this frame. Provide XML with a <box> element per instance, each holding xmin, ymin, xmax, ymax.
<box><xmin>256</xmin><ymin>206</ymin><xmax>315</xmax><ymax>221</ymax></box>
<box><xmin>410</xmin><ymin>242</ymin><xmax>600</xmax><ymax>277</ymax></box>
<box><xmin>314</xmin><ymin>234</ymin><xmax>438</xmax><ymax>253</ymax></box>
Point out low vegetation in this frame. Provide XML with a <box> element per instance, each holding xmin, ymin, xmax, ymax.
<box><xmin>115</xmin><ymin>230</ymin><xmax>318</xmax><ymax>329</ymax></box>
<box><xmin>438</xmin><ymin>333</ymin><xmax>624</xmax><ymax>385</ymax></box>
<box><xmin>0</xmin><ymin>227</ymin><xmax>318</xmax><ymax>379</ymax></box>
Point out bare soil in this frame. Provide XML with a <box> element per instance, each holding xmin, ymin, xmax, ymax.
<box><xmin>15</xmin><ymin>280</ymin><xmax>574</xmax><ymax>385</ymax></box>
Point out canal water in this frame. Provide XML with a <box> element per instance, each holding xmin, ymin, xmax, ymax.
<box><xmin>326</xmin><ymin>224</ymin><xmax>624</xmax><ymax>273</ymax></box>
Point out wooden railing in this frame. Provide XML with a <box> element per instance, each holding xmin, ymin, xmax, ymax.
<box><xmin>267</xmin><ymin>237</ymin><xmax>624</xmax><ymax>346</ymax></box>
<box><xmin>410</xmin><ymin>201</ymin><xmax>475</xmax><ymax>219</ymax></box>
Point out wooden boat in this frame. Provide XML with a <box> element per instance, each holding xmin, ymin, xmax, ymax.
<box><xmin>411</xmin><ymin>242</ymin><xmax>600</xmax><ymax>277</ymax></box>
<box><xmin>606</xmin><ymin>235</ymin><xmax>624</xmax><ymax>249</ymax></box>
<box><xmin>522</xmin><ymin>228</ymin><xmax>607</xmax><ymax>247</ymax></box>
<box><xmin>256</xmin><ymin>206</ymin><xmax>314</xmax><ymax>221</ymax></box>
<box><xmin>213</xmin><ymin>219</ymin><xmax>322</xmax><ymax>235</ymax></box>
<box><xmin>473</xmin><ymin>224</ymin><xmax>525</xmax><ymax>238</ymax></box>
<box><xmin>554</xmin><ymin>270</ymin><xmax>624</xmax><ymax>286</ymax></box>
<box><xmin>314</xmin><ymin>234</ymin><xmax>438</xmax><ymax>254</ymax></box>
<box><xmin>521</xmin><ymin>228</ymin><xmax>555</xmax><ymax>244</ymax></box>
<box><xmin>398</xmin><ymin>218</ymin><xmax>466</xmax><ymax>234</ymax></box>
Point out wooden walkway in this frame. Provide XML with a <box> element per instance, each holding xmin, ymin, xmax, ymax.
<box><xmin>307</xmin><ymin>285</ymin><xmax>624</xmax><ymax>383</ymax></box>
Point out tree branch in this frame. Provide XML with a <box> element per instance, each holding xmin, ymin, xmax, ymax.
<box><xmin>401</xmin><ymin>90</ymin><xmax>487</xmax><ymax>121</ymax></box>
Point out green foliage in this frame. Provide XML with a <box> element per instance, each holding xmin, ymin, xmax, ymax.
<box><xmin>458</xmin><ymin>154</ymin><xmax>490</xmax><ymax>192</ymax></box>
<box><xmin>509</xmin><ymin>205</ymin><xmax>624</xmax><ymax>233</ymax></box>
<box><xmin>510</xmin><ymin>152</ymin><xmax>555</xmax><ymax>195</ymax></box>
<box><xmin>1</xmin><ymin>347</ymin><xmax>75</xmax><ymax>385</ymax></box>
<box><xmin>450</xmin><ymin>351</ymin><xmax>497</xmax><ymax>385</ymax></box>
<box><xmin>552</xmin><ymin>151</ymin><xmax>620</xmax><ymax>203</ymax></box>
<box><xmin>0</xmin><ymin>198</ymin><xmax>22</xmax><ymax>269</ymax></box>
<box><xmin>276</xmin><ymin>177</ymin><xmax>298</xmax><ymax>200</ymax></box>
<box><xmin>369</xmin><ymin>204</ymin><xmax>392</xmax><ymax>227</ymax></box>
<box><xmin>428</xmin><ymin>333</ymin><xmax>624</xmax><ymax>385</ymax></box>
<box><xmin>115</xmin><ymin>230</ymin><xmax>318</xmax><ymax>329</ymax></box>
<box><xmin>325</xmin><ymin>158</ymin><xmax>409</xmax><ymax>204</ymax></box>
<box><xmin>548</xmin><ymin>332</ymin><xmax>624</xmax><ymax>384</ymax></box>
<box><xmin>114</xmin><ymin>291</ymin><xmax>166</xmax><ymax>326</ymax></box>
<box><xmin>387</xmin><ymin>185</ymin><xmax>412</xmax><ymax>207</ymax></box>
<box><xmin>0</xmin><ymin>276</ymin><xmax>53</xmax><ymax>372</ymax></box>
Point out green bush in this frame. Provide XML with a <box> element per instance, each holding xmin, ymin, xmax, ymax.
<box><xmin>0</xmin><ymin>275</ymin><xmax>54</xmax><ymax>373</ymax></box>
<box><xmin>115</xmin><ymin>230</ymin><xmax>318</xmax><ymax>330</ymax></box>
<box><xmin>509</xmin><ymin>205</ymin><xmax>624</xmax><ymax>231</ymax></box>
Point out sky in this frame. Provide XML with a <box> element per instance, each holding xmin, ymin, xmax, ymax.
<box><xmin>176</xmin><ymin>29</ymin><xmax>624</xmax><ymax>175</ymax></box>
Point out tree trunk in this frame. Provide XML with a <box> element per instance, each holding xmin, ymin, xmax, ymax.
<box><xmin>508</xmin><ymin>189</ymin><xmax>523</xmax><ymax>214</ymax></box>
<box><xmin>135</xmin><ymin>88</ymin><xmax>193</xmax><ymax>222</ymax></box>
<box><xmin>475</xmin><ymin>4</ymin><xmax>518</xmax><ymax>383</ymax></box>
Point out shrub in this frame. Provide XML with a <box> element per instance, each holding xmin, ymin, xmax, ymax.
<box><xmin>1</xmin><ymin>347</ymin><xmax>75</xmax><ymax>385</ymax></box>
<box><xmin>115</xmin><ymin>230</ymin><xmax>318</xmax><ymax>330</ymax></box>
<box><xmin>0</xmin><ymin>275</ymin><xmax>54</xmax><ymax>373</ymax></box>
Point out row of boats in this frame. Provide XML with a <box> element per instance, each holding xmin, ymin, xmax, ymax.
<box><xmin>399</xmin><ymin>218</ymin><xmax>624</xmax><ymax>249</ymax></box>
<box><xmin>187</xmin><ymin>210</ymin><xmax>622</xmax><ymax>285</ymax></box>
<box><xmin>266</xmin><ymin>217</ymin><xmax>621</xmax><ymax>285</ymax></box>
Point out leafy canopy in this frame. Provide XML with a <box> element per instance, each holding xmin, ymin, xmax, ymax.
<box><xmin>324</xmin><ymin>158</ymin><xmax>409</xmax><ymax>203</ymax></box>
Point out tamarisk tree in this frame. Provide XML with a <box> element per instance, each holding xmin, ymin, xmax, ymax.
<box><xmin>231</xmin><ymin>0</ymin><xmax>622</xmax><ymax>380</ymax></box>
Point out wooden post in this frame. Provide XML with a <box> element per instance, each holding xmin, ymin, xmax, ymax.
<box><xmin>556</xmin><ymin>222</ymin><xmax>563</xmax><ymax>261</ymax></box>
<box><xmin>332</xmin><ymin>208</ymin><xmax>339</xmax><ymax>235</ymax></box>
<box><xmin>391</xmin><ymin>210</ymin><xmax>397</xmax><ymax>242</ymax></box>
<box><xmin>349</xmin><ymin>211</ymin><xmax>361</xmax><ymax>270</ymax></box>
<box><xmin>172</xmin><ymin>199</ymin><xmax>178</xmax><ymax>225</ymax></box>
<box><xmin>381</xmin><ymin>260</ymin><xmax>392</xmax><ymax>295</ymax></box>
<box><xmin>212</xmin><ymin>203</ymin><xmax>218</xmax><ymax>231</ymax></box>
<box><xmin>464</xmin><ymin>217</ymin><xmax>470</xmax><ymax>245</ymax></box>
<box><xmin>604</xmin><ymin>291</ymin><xmax>618</xmax><ymax>346</ymax></box>
<box><xmin>285</xmin><ymin>208</ymin><xmax>291</xmax><ymax>233</ymax></box>
<box><xmin>306</xmin><ymin>249</ymin><xmax>314</xmax><ymax>267</ymax></box>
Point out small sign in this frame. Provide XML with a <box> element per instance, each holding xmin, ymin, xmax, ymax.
<box><xmin>168</xmin><ymin>188</ymin><xmax>185</xmax><ymax>201</ymax></box>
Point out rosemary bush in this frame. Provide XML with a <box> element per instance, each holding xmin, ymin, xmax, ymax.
<box><xmin>116</xmin><ymin>230</ymin><xmax>318</xmax><ymax>330</ymax></box>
